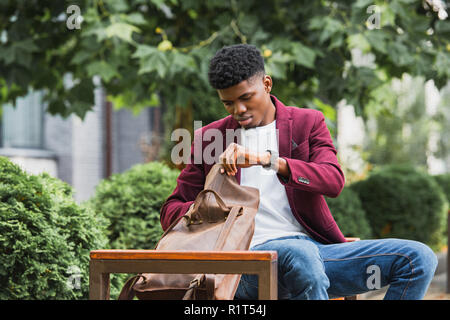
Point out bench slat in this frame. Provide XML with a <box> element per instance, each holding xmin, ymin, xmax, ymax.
<box><xmin>90</xmin><ymin>250</ymin><xmax>277</xmax><ymax>261</ymax></box>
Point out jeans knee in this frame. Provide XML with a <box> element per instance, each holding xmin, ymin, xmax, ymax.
<box><xmin>410</xmin><ymin>241</ymin><xmax>438</xmax><ymax>278</ymax></box>
<box><xmin>304</xmin><ymin>270</ymin><xmax>330</xmax><ymax>290</ymax></box>
<box><xmin>278</xmin><ymin>244</ymin><xmax>330</xmax><ymax>296</ymax></box>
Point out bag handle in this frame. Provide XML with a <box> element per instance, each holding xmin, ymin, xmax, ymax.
<box><xmin>155</xmin><ymin>189</ymin><xmax>231</xmax><ymax>246</ymax></box>
<box><xmin>191</xmin><ymin>189</ymin><xmax>229</xmax><ymax>213</ymax></box>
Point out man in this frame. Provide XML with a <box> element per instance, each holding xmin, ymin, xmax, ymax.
<box><xmin>160</xmin><ymin>44</ymin><xmax>437</xmax><ymax>299</ymax></box>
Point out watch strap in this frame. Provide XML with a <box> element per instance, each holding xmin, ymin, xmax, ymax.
<box><xmin>262</xmin><ymin>149</ymin><xmax>279</xmax><ymax>171</ymax></box>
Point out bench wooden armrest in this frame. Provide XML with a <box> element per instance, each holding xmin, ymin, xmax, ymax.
<box><xmin>89</xmin><ymin>250</ymin><xmax>278</xmax><ymax>300</ymax></box>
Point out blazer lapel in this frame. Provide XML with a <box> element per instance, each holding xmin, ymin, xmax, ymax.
<box><xmin>272</xmin><ymin>95</ymin><xmax>292</xmax><ymax>159</ymax></box>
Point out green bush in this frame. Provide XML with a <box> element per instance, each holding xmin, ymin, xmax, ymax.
<box><xmin>86</xmin><ymin>161</ymin><xmax>179</xmax><ymax>250</ymax></box>
<box><xmin>0</xmin><ymin>156</ymin><xmax>108</xmax><ymax>299</ymax></box>
<box><xmin>433</xmin><ymin>173</ymin><xmax>450</xmax><ymax>204</ymax></box>
<box><xmin>86</xmin><ymin>161</ymin><xmax>179</xmax><ymax>299</ymax></box>
<box><xmin>326</xmin><ymin>187</ymin><xmax>372</xmax><ymax>239</ymax></box>
<box><xmin>433</xmin><ymin>173</ymin><xmax>450</xmax><ymax>247</ymax></box>
<box><xmin>351</xmin><ymin>164</ymin><xmax>448</xmax><ymax>250</ymax></box>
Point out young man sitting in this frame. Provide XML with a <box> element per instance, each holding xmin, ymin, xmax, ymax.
<box><xmin>160</xmin><ymin>44</ymin><xmax>437</xmax><ymax>300</ymax></box>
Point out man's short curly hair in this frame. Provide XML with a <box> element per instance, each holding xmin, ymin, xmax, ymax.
<box><xmin>208</xmin><ymin>44</ymin><xmax>265</xmax><ymax>90</ymax></box>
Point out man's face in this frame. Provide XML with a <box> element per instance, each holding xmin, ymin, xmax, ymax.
<box><xmin>217</xmin><ymin>74</ymin><xmax>274</xmax><ymax>129</ymax></box>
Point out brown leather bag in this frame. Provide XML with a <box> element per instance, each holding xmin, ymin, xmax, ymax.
<box><xmin>118</xmin><ymin>163</ymin><xmax>260</xmax><ymax>300</ymax></box>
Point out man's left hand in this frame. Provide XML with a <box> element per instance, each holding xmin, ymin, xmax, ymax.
<box><xmin>218</xmin><ymin>143</ymin><xmax>270</xmax><ymax>176</ymax></box>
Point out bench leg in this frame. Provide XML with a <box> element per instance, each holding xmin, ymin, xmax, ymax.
<box><xmin>257</xmin><ymin>259</ymin><xmax>278</xmax><ymax>300</ymax></box>
<box><xmin>89</xmin><ymin>261</ymin><xmax>110</xmax><ymax>300</ymax></box>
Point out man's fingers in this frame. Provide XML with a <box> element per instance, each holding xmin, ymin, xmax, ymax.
<box><xmin>220</xmin><ymin>149</ymin><xmax>234</xmax><ymax>175</ymax></box>
<box><xmin>219</xmin><ymin>143</ymin><xmax>241</xmax><ymax>176</ymax></box>
<box><xmin>225</xmin><ymin>149</ymin><xmax>235</xmax><ymax>175</ymax></box>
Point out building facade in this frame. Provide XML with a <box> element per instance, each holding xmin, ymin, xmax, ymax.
<box><xmin>0</xmin><ymin>85</ymin><xmax>157</xmax><ymax>203</ymax></box>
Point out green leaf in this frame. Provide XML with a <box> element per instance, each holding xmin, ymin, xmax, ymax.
<box><xmin>434</xmin><ymin>52</ymin><xmax>450</xmax><ymax>78</ymax></box>
<box><xmin>132</xmin><ymin>45</ymin><xmax>158</xmax><ymax>58</ymax></box>
<box><xmin>70</xmin><ymin>51</ymin><xmax>92</xmax><ymax>65</ymax></box>
<box><xmin>171</xmin><ymin>51</ymin><xmax>196</xmax><ymax>73</ymax></box>
<box><xmin>365</xmin><ymin>30</ymin><xmax>388</xmax><ymax>54</ymax></box>
<box><xmin>347</xmin><ymin>34</ymin><xmax>371</xmax><ymax>53</ymax></box>
<box><xmin>105</xmin><ymin>22</ymin><xmax>141</xmax><ymax>43</ymax></box>
<box><xmin>378</xmin><ymin>4</ymin><xmax>396</xmax><ymax>27</ymax></box>
<box><xmin>265</xmin><ymin>51</ymin><xmax>290</xmax><ymax>79</ymax></box>
<box><xmin>318</xmin><ymin>17</ymin><xmax>344</xmax><ymax>44</ymax></box>
<box><xmin>107</xmin><ymin>0</ymin><xmax>129</xmax><ymax>12</ymax></box>
<box><xmin>313</xmin><ymin>97</ymin><xmax>336</xmax><ymax>122</ymax></box>
<box><xmin>387</xmin><ymin>42</ymin><xmax>414</xmax><ymax>66</ymax></box>
<box><xmin>123</xmin><ymin>13</ymin><xmax>147</xmax><ymax>25</ymax></box>
<box><xmin>86</xmin><ymin>61</ymin><xmax>119</xmax><ymax>82</ymax></box>
<box><xmin>435</xmin><ymin>20</ymin><xmax>450</xmax><ymax>34</ymax></box>
<box><xmin>0</xmin><ymin>46</ymin><xmax>15</xmax><ymax>65</ymax></box>
<box><xmin>290</xmin><ymin>42</ymin><xmax>316</xmax><ymax>69</ymax></box>
<box><xmin>353</xmin><ymin>0</ymin><xmax>374</xmax><ymax>9</ymax></box>
<box><xmin>137</xmin><ymin>51</ymin><xmax>168</xmax><ymax>78</ymax></box>
<box><xmin>0</xmin><ymin>39</ymin><xmax>38</xmax><ymax>66</ymax></box>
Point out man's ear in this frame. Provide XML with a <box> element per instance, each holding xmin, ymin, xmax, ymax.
<box><xmin>263</xmin><ymin>74</ymin><xmax>273</xmax><ymax>93</ymax></box>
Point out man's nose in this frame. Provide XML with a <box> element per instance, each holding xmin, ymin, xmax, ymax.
<box><xmin>234</xmin><ymin>102</ymin><xmax>247</xmax><ymax>115</ymax></box>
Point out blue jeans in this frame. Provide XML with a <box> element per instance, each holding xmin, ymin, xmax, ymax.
<box><xmin>234</xmin><ymin>235</ymin><xmax>438</xmax><ymax>300</ymax></box>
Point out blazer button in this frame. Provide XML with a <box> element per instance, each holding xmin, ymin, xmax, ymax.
<box><xmin>297</xmin><ymin>177</ymin><xmax>310</xmax><ymax>184</ymax></box>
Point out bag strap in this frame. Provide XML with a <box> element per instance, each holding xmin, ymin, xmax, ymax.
<box><xmin>117</xmin><ymin>274</ymin><xmax>145</xmax><ymax>300</ymax></box>
<box><xmin>182</xmin><ymin>206</ymin><xmax>242</xmax><ymax>300</ymax></box>
<box><xmin>211</xmin><ymin>206</ymin><xmax>243</xmax><ymax>251</ymax></box>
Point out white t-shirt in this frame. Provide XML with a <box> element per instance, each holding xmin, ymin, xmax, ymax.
<box><xmin>239</xmin><ymin>120</ymin><xmax>309</xmax><ymax>248</ymax></box>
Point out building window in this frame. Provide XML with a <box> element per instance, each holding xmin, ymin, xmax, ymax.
<box><xmin>1</xmin><ymin>89</ymin><xmax>44</xmax><ymax>149</ymax></box>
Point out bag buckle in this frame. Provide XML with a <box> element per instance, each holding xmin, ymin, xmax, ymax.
<box><xmin>183</xmin><ymin>215</ymin><xmax>203</xmax><ymax>226</ymax></box>
<box><xmin>188</xmin><ymin>278</ymin><xmax>202</xmax><ymax>289</ymax></box>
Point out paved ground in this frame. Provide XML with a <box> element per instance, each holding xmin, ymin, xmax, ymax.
<box><xmin>359</xmin><ymin>249</ymin><xmax>449</xmax><ymax>300</ymax></box>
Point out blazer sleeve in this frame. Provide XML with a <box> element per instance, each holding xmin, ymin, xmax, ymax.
<box><xmin>277</xmin><ymin>111</ymin><xmax>345</xmax><ymax>198</ymax></box>
<box><xmin>159</xmin><ymin>138</ymin><xmax>205</xmax><ymax>231</ymax></box>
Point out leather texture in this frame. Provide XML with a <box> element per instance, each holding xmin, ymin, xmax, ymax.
<box><xmin>118</xmin><ymin>163</ymin><xmax>260</xmax><ymax>300</ymax></box>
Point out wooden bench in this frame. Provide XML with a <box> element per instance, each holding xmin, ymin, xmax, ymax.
<box><xmin>89</xmin><ymin>250</ymin><xmax>278</xmax><ymax>300</ymax></box>
<box><xmin>90</xmin><ymin>237</ymin><xmax>360</xmax><ymax>300</ymax></box>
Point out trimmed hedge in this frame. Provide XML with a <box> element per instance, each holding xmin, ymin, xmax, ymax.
<box><xmin>326</xmin><ymin>187</ymin><xmax>372</xmax><ymax>239</ymax></box>
<box><xmin>0</xmin><ymin>156</ymin><xmax>108</xmax><ymax>299</ymax></box>
<box><xmin>87</xmin><ymin>161</ymin><xmax>179</xmax><ymax>251</ymax></box>
<box><xmin>86</xmin><ymin>161</ymin><xmax>179</xmax><ymax>299</ymax></box>
<box><xmin>351</xmin><ymin>164</ymin><xmax>448</xmax><ymax>250</ymax></box>
<box><xmin>433</xmin><ymin>173</ymin><xmax>450</xmax><ymax>204</ymax></box>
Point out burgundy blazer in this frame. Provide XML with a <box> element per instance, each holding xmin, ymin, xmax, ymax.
<box><xmin>160</xmin><ymin>95</ymin><xmax>347</xmax><ymax>244</ymax></box>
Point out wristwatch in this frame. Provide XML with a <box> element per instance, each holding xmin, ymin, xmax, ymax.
<box><xmin>262</xmin><ymin>149</ymin><xmax>279</xmax><ymax>171</ymax></box>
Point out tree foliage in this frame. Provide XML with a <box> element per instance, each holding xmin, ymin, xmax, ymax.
<box><xmin>0</xmin><ymin>0</ymin><xmax>448</xmax><ymax>132</ymax></box>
